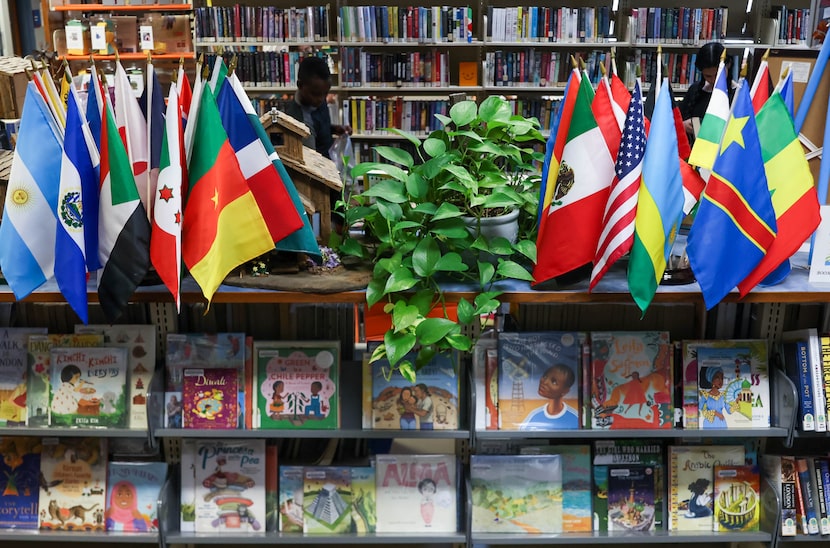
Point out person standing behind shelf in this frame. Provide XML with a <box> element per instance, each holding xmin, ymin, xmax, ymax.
<box><xmin>680</xmin><ymin>42</ymin><xmax>736</xmax><ymax>143</ymax></box>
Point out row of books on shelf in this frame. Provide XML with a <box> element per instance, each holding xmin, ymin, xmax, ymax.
<box><xmin>203</xmin><ymin>51</ymin><xmax>330</xmax><ymax>89</ymax></box>
<box><xmin>780</xmin><ymin>328</ymin><xmax>830</xmax><ymax>433</ymax></box>
<box><xmin>761</xmin><ymin>453</ymin><xmax>830</xmax><ymax>537</ymax></box>
<box><xmin>483</xmin><ymin>49</ymin><xmax>607</xmax><ymax>87</ymax></box>
<box><xmin>337</xmin><ymin>5</ymin><xmax>474</xmax><ymax>44</ymax></box>
<box><xmin>770</xmin><ymin>6</ymin><xmax>812</xmax><ymax>45</ymax></box>
<box><xmin>485</xmin><ymin>6</ymin><xmax>614</xmax><ymax>44</ymax></box>
<box><xmin>625</xmin><ymin>51</ymin><xmax>741</xmax><ymax>90</ymax></box>
<box><xmin>627</xmin><ymin>7</ymin><xmax>728</xmax><ymax>45</ymax></box>
<box><xmin>194</xmin><ymin>5</ymin><xmax>331</xmax><ymax>44</ymax></box>
<box><xmin>339</xmin><ymin>48</ymin><xmax>450</xmax><ymax>87</ymax></box>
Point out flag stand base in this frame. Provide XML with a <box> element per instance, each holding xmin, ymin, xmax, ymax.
<box><xmin>661</xmin><ymin>266</ymin><xmax>695</xmax><ymax>286</ymax></box>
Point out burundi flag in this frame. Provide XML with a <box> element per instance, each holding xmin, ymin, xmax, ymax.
<box><xmin>0</xmin><ymin>83</ymin><xmax>62</xmax><ymax>299</ymax></box>
<box><xmin>98</xmin><ymin>92</ymin><xmax>151</xmax><ymax>323</ymax></box>
<box><xmin>627</xmin><ymin>79</ymin><xmax>684</xmax><ymax>314</ymax></box>
<box><xmin>227</xmin><ymin>73</ymin><xmax>321</xmax><ymax>259</ymax></box>
<box><xmin>737</xmin><ymin>91</ymin><xmax>820</xmax><ymax>295</ymax></box>
<box><xmin>183</xmin><ymin>85</ymin><xmax>274</xmax><ymax>303</ymax></box>
<box><xmin>533</xmin><ymin>70</ymin><xmax>615</xmax><ymax>285</ymax></box>
<box><xmin>687</xmin><ymin>82</ymin><xmax>777</xmax><ymax>309</ymax></box>
<box><xmin>152</xmin><ymin>84</ymin><xmax>183</xmax><ymax>310</ymax></box>
<box><xmin>217</xmin><ymin>75</ymin><xmax>304</xmax><ymax>244</ymax></box>
<box><xmin>688</xmin><ymin>60</ymin><xmax>730</xmax><ymax>171</ymax></box>
<box><xmin>56</xmin><ymin>84</ymin><xmax>96</xmax><ymax>323</ymax></box>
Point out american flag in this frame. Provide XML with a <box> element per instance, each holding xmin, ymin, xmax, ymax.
<box><xmin>590</xmin><ymin>80</ymin><xmax>646</xmax><ymax>291</ymax></box>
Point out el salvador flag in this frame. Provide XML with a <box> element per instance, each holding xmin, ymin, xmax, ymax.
<box><xmin>0</xmin><ymin>83</ymin><xmax>62</xmax><ymax>299</ymax></box>
<box><xmin>55</xmin><ymin>85</ymin><xmax>93</xmax><ymax>323</ymax></box>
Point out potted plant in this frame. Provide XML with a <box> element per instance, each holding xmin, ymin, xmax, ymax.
<box><xmin>338</xmin><ymin>96</ymin><xmax>545</xmax><ymax>381</ymax></box>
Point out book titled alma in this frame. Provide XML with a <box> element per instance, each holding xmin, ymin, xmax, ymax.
<box><xmin>375</xmin><ymin>454</ymin><xmax>457</xmax><ymax>533</ymax></box>
<box><xmin>105</xmin><ymin>462</ymin><xmax>168</xmax><ymax>532</ymax></box>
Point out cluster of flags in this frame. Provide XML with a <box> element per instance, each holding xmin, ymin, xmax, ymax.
<box><xmin>534</xmin><ymin>54</ymin><xmax>821</xmax><ymax>313</ymax></box>
<box><xmin>0</xmin><ymin>58</ymin><xmax>319</xmax><ymax>323</ymax></box>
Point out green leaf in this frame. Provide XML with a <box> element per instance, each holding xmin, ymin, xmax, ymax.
<box><xmin>338</xmin><ymin>237</ymin><xmax>364</xmax><ymax>257</ymax></box>
<box><xmin>430</xmin><ymin>219</ymin><xmax>472</xmax><ymax>239</ymax></box>
<box><xmin>469</xmin><ymin>141</ymin><xmax>505</xmax><ymax>156</ymax></box>
<box><xmin>514</xmin><ymin>239</ymin><xmax>537</xmax><ymax>262</ymax></box>
<box><xmin>391</xmin><ymin>300</ymin><xmax>421</xmax><ymax>331</ymax></box>
<box><xmin>369</xmin><ymin>344</ymin><xmax>387</xmax><ymax>363</ymax></box>
<box><xmin>479</xmin><ymin>95</ymin><xmax>512</xmax><ymax>123</ymax></box>
<box><xmin>406</xmin><ymin>172</ymin><xmax>428</xmax><ymax>199</ymax></box>
<box><xmin>478</xmin><ymin>261</ymin><xmax>495</xmax><ymax>286</ymax></box>
<box><xmin>435</xmin><ymin>252</ymin><xmax>468</xmax><ymax>272</ymax></box>
<box><xmin>487</xmin><ymin>237</ymin><xmax>514</xmax><ymax>256</ymax></box>
<box><xmin>412</xmin><ymin>202</ymin><xmax>438</xmax><ymax>215</ymax></box>
<box><xmin>384</xmin><ymin>266</ymin><xmax>418</xmax><ymax>293</ymax></box>
<box><xmin>448</xmin><ymin>129</ymin><xmax>485</xmax><ymax>142</ymax></box>
<box><xmin>431</xmin><ymin>202</ymin><xmax>463</xmax><ymax>221</ymax></box>
<box><xmin>423</xmin><ymin>137</ymin><xmax>447</xmax><ymax>158</ymax></box>
<box><xmin>415</xmin><ymin>317</ymin><xmax>460</xmax><ymax>345</ymax></box>
<box><xmin>445</xmin><ymin>333</ymin><xmax>473</xmax><ymax>351</ymax></box>
<box><xmin>391</xmin><ymin>220</ymin><xmax>422</xmax><ymax>232</ymax></box>
<box><xmin>386</xmin><ymin>127</ymin><xmax>423</xmax><ymax>148</ymax></box>
<box><xmin>434</xmin><ymin>113</ymin><xmax>452</xmax><ymax>127</ymax></box>
<box><xmin>412</xmin><ymin>237</ymin><xmax>440</xmax><ymax>277</ymax></box>
<box><xmin>409</xmin><ymin>289</ymin><xmax>436</xmax><ymax>315</ymax></box>
<box><xmin>362</xmin><ymin>180</ymin><xmax>408</xmax><ymax>203</ymax></box>
<box><xmin>399</xmin><ymin>360</ymin><xmax>417</xmax><ymax>383</ymax></box>
<box><xmin>449</xmin><ymin>101</ymin><xmax>477</xmax><ymax>127</ymax></box>
<box><xmin>442</xmin><ymin>164</ymin><xmax>477</xmax><ymax>186</ymax></box>
<box><xmin>456</xmin><ymin>298</ymin><xmax>476</xmax><ymax>324</ymax></box>
<box><xmin>376</xmin><ymin>200</ymin><xmax>403</xmax><ymax>221</ymax></box>
<box><xmin>497</xmin><ymin>260</ymin><xmax>534</xmax><ymax>282</ymax></box>
<box><xmin>352</xmin><ymin>162</ymin><xmax>408</xmax><ymax>183</ymax></box>
<box><xmin>415</xmin><ymin>346</ymin><xmax>437</xmax><ymax>369</ymax></box>
<box><xmin>373</xmin><ymin>146</ymin><xmax>414</xmax><ymax>168</ymax></box>
<box><xmin>385</xmin><ymin>330</ymin><xmax>417</xmax><ymax>369</ymax></box>
<box><xmin>474</xmin><ymin>291</ymin><xmax>502</xmax><ymax>314</ymax></box>
<box><xmin>366</xmin><ymin>277</ymin><xmax>386</xmax><ymax>307</ymax></box>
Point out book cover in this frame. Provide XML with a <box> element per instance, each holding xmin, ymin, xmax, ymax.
<box><xmin>264</xmin><ymin>444</ymin><xmax>278</xmax><ymax>532</ymax></box>
<box><xmin>520</xmin><ymin>444</ymin><xmax>591</xmax><ymax>531</ymax></box>
<box><xmin>606</xmin><ymin>465</ymin><xmax>656</xmax><ymax>531</ymax></box>
<box><xmin>253</xmin><ymin>341</ymin><xmax>339</xmax><ymax>430</ymax></box>
<box><xmin>193</xmin><ymin>439</ymin><xmax>266</xmax><ymax>533</ymax></box>
<box><xmin>371</xmin><ymin>348</ymin><xmax>459</xmax><ymax>430</ymax></box>
<box><xmin>302</xmin><ymin>466</ymin><xmax>352</xmax><ymax>533</ymax></box>
<box><xmin>182</xmin><ymin>367</ymin><xmax>239</xmax><ymax>429</ymax></box>
<box><xmin>713</xmin><ymin>465</ymin><xmax>760</xmax><ymax>532</ymax></box>
<box><xmin>351</xmin><ymin>466</ymin><xmax>376</xmax><ymax>533</ymax></box>
<box><xmin>783</xmin><ymin>329</ymin><xmax>827</xmax><ymax>432</ymax></box>
<box><xmin>591</xmin><ymin>331</ymin><xmax>673</xmax><ymax>429</ymax></box>
<box><xmin>470</xmin><ymin>454</ymin><xmax>562</xmax><ymax>533</ymax></box>
<box><xmin>49</xmin><ymin>346</ymin><xmax>129</xmax><ymax>428</ymax></box>
<box><xmin>782</xmin><ymin>340</ymin><xmax>816</xmax><ymax>431</ymax></box>
<box><xmin>760</xmin><ymin>454</ymin><xmax>797</xmax><ymax>536</ymax></box>
<box><xmin>105</xmin><ymin>462</ymin><xmax>168</xmax><ymax>532</ymax></box>
<box><xmin>668</xmin><ymin>445</ymin><xmax>745</xmax><ymax>531</ymax></box>
<box><xmin>38</xmin><ymin>437</ymin><xmax>107</xmax><ymax>531</ymax></box>
<box><xmin>0</xmin><ymin>328</ymin><xmax>47</xmax><ymax>426</ymax></box>
<box><xmin>811</xmin><ymin>457</ymin><xmax>830</xmax><ymax>534</ymax></box>
<box><xmin>165</xmin><ymin>333</ymin><xmax>245</xmax><ymax>429</ymax></box>
<box><xmin>375</xmin><ymin>454</ymin><xmax>457</xmax><ymax>533</ymax></box>
<box><xmin>818</xmin><ymin>458</ymin><xmax>830</xmax><ymax>535</ymax></box>
<box><xmin>696</xmin><ymin>341</ymin><xmax>770</xmax><ymax>429</ymax></box>
<box><xmin>278</xmin><ymin>465</ymin><xmax>304</xmax><ymax>533</ymax></box>
<box><xmin>75</xmin><ymin>325</ymin><xmax>156</xmax><ymax>430</ymax></box>
<box><xmin>179</xmin><ymin>439</ymin><xmax>197</xmax><ymax>533</ymax></box>
<box><xmin>498</xmin><ymin>331</ymin><xmax>582</xmax><ymax>431</ymax></box>
<box><xmin>797</xmin><ymin>457</ymin><xmax>820</xmax><ymax>534</ymax></box>
<box><xmin>0</xmin><ymin>437</ymin><xmax>41</xmax><ymax>528</ymax></box>
<box><xmin>472</xmin><ymin>337</ymin><xmax>498</xmax><ymax>431</ymax></box>
<box><xmin>26</xmin><ymin>334</ymin><xmax>103</xmax><ymax>427</ymax></box>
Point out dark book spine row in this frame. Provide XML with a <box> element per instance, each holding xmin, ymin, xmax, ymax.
<box><xmin>342</xmin><ymin>97</ymin><xmax>449</xmax><ymax>135</ymax></box>
<box><xmin>630</xmin><ymin>6</ymin><xmax>727</xmax><ymax>44</ymax></box>
<box><xmin>204</xmin><ymin>51</ymin><xmax>330</xmax><ymax>87</ymax></box>
<box><xmin>338</xmin><ymin>5</ymin><xmax>472</xmax><ymax>43</ymax></box>
<box><xmin>339</xmin><ymin>47</ymin><xmax>449</xmax><ymax>87</ymax></box>
<box><xmin>484</xmin><ymin>49</ymin><xmax>607</xmax><ymax>87</ymax></box>
<box><xmin>771</xmin><ymin>6</ymin><xmax>810</xmax><ymax>45</ymax></box>
<box><xmin>195</xmin><ymin>4</ymin><xmax>330</xmax><ymax>42</ymax></box>
<box><xmin>487</xmin><ymin>6</ymin><xmax>612</xmax><ymax>43</ymax></box>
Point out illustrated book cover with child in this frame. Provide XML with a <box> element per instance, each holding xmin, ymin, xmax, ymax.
<box><xmin>182</xmin><ymin>368</ymin><xmax>239</xmax><ymax>429</ymax></box>
<box><xmin>105</xmin><ymin>462</ymin><xmax>168</xmax><ymax>532</ymax></box>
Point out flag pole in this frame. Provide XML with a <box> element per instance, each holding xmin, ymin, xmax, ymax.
<box><xmin>146</xmin><ymin>49</ymin><xmax>153</xmax><ymax>222</ymax></box>
<box><xmin>795</xmin><ymin>37</ymin><xmax>830</xmax><ymax>133</ymax></box>
<box><xmin>817</xmin><ymin>91</ymin><xmax>830</xmax><ymax>205</ymax></box>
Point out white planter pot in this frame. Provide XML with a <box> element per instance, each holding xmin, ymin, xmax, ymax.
<box><xmin>461</xmin><ymin>208</ymin><xmax>520</xmax><ymax>245</ymax></box>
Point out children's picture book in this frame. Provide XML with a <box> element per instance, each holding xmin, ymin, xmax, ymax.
<box><xmin>182</xmin><ymin>368</ymin><xmax>239</xmax><ymax>429</ymax></box>
<box><xmin>253</xmin><ymin>341</ymin><xmax>339</xmax><ymax>430</ymax></box>
<box><xmin>105</xmin><ymin>462</ymin><xmax>168</xmax><ymax>532</ymax></box>
<box><xmin>470</xmin><ymin>454</ymin><xmax>562</xmax><ymax>533</ymax></box>
<box><xmin>713</xmin><ymin>465</ymin><xmax>760</xmax><ymax>532</ymax></box>
<box><xmin>668</xmin><ymin>444</ymin><xmax>745</xmax><ymax>531</ymax></box>
<box><xmin>264</xmin><ymin>444</ymin><xmax>278</xmax><ymax>532</ymax></box>
<box><xmin>193</xmin><ymin>439</ymin><xmax>266</xmax><ymax>534</ymax></box>
<box><xmin>522</xmin><ymin>444</ymin><xmax>592</xmax><ymax>531</ymax></box>
<box><xmin>0</xmin><ymin>437</ymin><xmax>42</xmax><ymax>528</ymax></box>
<box><xmin>472</xmin><ymin>337</ymin><xmax>498</xmax><ymax>431</ymax></box>
<box><xmin>278</xmin><ymin>465</ymin><xmax>304</xmax><ymax>533</ymax></box>
<box><xmin>0</xmin><ymin>328</ymin><xmax>47</xmax><ymax>426</ymax></box>
<box><xmin>498</xmin><ymin>331</ymin><xmax>582</xmax><ymax>431</ymax></box>
<box><xmin>302</xmin><ymin>466</ymin><xmax>352</xmax><ymax>533</ymax></box>
<box><xmin>696</xmin><ymin>341</ymin><xmax>770</xmax><ymax>429</ymax></box>
<box><xmin>26</xmin><ymin>334</ymin><xmax>103</xmax><ymax>427</ymax></box>
<box><xmin>375</xmin><ymin>454</ymin><xmax>457</xmax><ymax>533</ymax></box>
<box><xmin>591</xmin><ymin>331</ymin><xmax>673</xmax><ymax>429</ymax></box>
<box><xmin>179</xmin><ymin>439</ymin><xmax>197</xmax><ymax>533</ymax></box>
<box><xmin>49</xmin><ymin>346</ymin><xmax>129</xmax><ymax>428</ymax></box>
<box><xmin>38</xmin><ymin>437</ymin><xmax>107</xmax><ymax>531</ymax></box>
<box><xmin>606</xmin><ymin>465</ymin><xmax>656</xmax><ymax>531</ymax></box>
<box><xmin>75</xmin><ymin>325</ymin><xmax>157</xmax><ymax>430</ymax></box>
<box><xmin>351</xmin><ymin>466</ymin><xmax>376</xmax><ymax>533</ymax></box>
<box><xmin>165</xmin><ymin>333</ymin><xmax>245</xmax><ymax>429</ymax></box>
<box><xmin>371</xmin><ymin>346</ymin><xmax>459</xmax><ymax>430</ymax></box>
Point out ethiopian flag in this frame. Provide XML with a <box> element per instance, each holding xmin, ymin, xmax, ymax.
<box><xmin>183</xmin><ymin>85</ymin><xmax>274</xmax><ymax>303</ymax></box>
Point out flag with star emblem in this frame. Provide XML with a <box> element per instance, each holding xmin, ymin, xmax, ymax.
<box><xmin>183</xmin><ymin>85</ymin><xmax>274</xmax><ymax>303</ymax></box>
<box><xmin>688</xmin><ymin>60</ymin><xmax>730</xmax><ymax>171</ymax></box>
<box><xmin>152</xmin><ymin>83</ymin><xmax>184</xmax><ymax>310</ymax></box>
<box><xmin>687</xmin><ymin>82</ymin><xmax>777</xmax><ymax>309</ymax></box>
<box><xmin>0</xmin><ymin>83</ymin><xmax>62</xmax><ymax>300</ymax></box>
<box><xmin>591</xmin><ymin>80</ymin><xmax>645</xmax><ymax>291</ymax></box>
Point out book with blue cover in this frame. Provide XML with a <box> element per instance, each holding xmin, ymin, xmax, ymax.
<box><xmin>0</xmin><ymin>437</ymin><xmax>41</xmax><ymax>529</ymax></box>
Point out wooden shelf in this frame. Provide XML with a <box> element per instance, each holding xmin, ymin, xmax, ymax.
<box><xmin>61</xmin><ymin>52</ymin><xmax>195</xmax><ymax>60</ymax></box>
<box><xmin>52</xmin><ymin>3</ymin><xmax>191</xmax><ymax>11</ymax></box>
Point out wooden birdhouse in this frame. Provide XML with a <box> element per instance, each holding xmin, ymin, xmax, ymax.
<box><xmin>260</xmin><ymin>110</ymin><xmax>342</xmax><ymax>242</ymax></box>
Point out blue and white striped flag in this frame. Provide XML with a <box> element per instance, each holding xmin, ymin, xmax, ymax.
<box><xmin>0</xmin><ymin>83</ymin><xmax>62</xmax><ymax>299</ymax></box>
<box><xmin>56</xmin><ymin>84</ymin><xmax>97</xmax><ymax>323</ymax></box>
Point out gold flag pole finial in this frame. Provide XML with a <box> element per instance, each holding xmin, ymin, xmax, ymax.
<box><xmin>197</xmin><ymin>52</ymin><xmax>204</xmax><ymax>66</ymax></box>
<box><xmin>599</xmin><ymin>61</ymin><xmax>607</xmax><ymax>77</ymax></box>
<box><xmin>202</xmin><ymin>61</ymin><xmax>210</xmax><ymax>80</ymax></box>
<box><xmin>30</xmin><ymin>59</ymin><xmax>38</xmax><ymax>72</ymax></box>
<box><xmin>179</xmin><ymin>55</ymin><xmax>185</xmax><ymax>68</ymax></box>
<box><xmin>781</xmin><ymin>65</ymin><xmax>791</xmax><ymax>80</ymax></box>
<box><xmin>171</xmin><ymin>66</ymin><xmax>178</xmax><ymax>84</ymax></box>
<box><xmin>579</xmin><ymin>57</ymin><xmax>586</xmax><ymax>71</ymax></box>
<box><xmin>114</xmin><ymin>49</ymin><xmax>120</xmax><ymax>63</ymax></box>
<box><xmin>146</xmin><ymin>49</ymin><xmax>152</xmax><ymax>64</ymax></box>
<box><xmin>657</xmin><ymin>44</ymin><xmax>662</xmax><ymax>55</ymax></box>
<box><xmin>229</xmin><ymin>53</ymin><xmax>238</xmax><ymax>74</ymax></box>
<box><xmin>570</xmin><ymin>55</ymin><xmax>578</xmax><ymax>69</ymax></box>
<box><xmin>720</xmin><ymin>48</ymin><xmax>727</xmax><ymax>62</ymax></box>
<box><xmin>740</xmin><ymin>60</ymin><xmax>748</xmax><ymax>79</ymax></box>
<box><xmin>762</xmin><ymin>48</ymin><xmax>770</xmax><ymax>61</ymax></box>
<box><xmin>24</xmin><ymin>68</ymin><xmax>33</xmax><ymax>82</ymax></box>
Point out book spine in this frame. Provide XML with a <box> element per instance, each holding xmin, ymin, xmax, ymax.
<box><xmin>798</xmin><ymin>458</ymin><xmax>820</xmax><ymax>534</ymax></box>
<box><xmin>812</xmin><ymin>457</ymin><xmax>830</xmax><ymax>534</ymax></box>
<box><xmin>796</xmin><ymin>341</ymin><xmax>817</xmax><ymax>431</ymax></box>
<box><xmin>669</xmin><ymin>448</ymin><xmax>678</xmax><ymax>531</ymax></box>
<box><xmin>794</xmin><ymin>458</ymin><xmax>810</xmax><ymax>535</ymax></box>
<box><xmin>820</xmin><ymin>458</ymin><xmax>830</xmax><ymax>535</ymax></box>
<box><xmin>485</xmin><ymin>347</ymin><xmax>499</xmax><ymax>430</ymax></box>
<box><xmin>776</xmin><ymin>456</ymin><xmax>798</xmax><ymax>536</ymax></box>
<box><xmin>821</xmin><ymin>335</ymin><xmax>830</xmax><ymax>428</ymax></box>
<box><xmin>811</xmin><ymin>333</ymin><xmax>828</xmax><ymax>431</ymax></box>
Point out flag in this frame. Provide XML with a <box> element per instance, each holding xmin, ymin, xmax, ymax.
<box><xmin>217</xmin><ymin>75</ymin><xmax>305</xmax><ymax>244</ymax></box>
<box><xmin>208</xmin><ymin>55</ymin><xmax>228</xmax><ymax>94</ymax></box>
<box><xmin>537</xmin><ymin>72</ymin><xmax>576</xmax><ymax>223</ymax></box>
<box><xmin>177</xmin><ymin>61</ymin><xmax>193</xmax><ymax>127</ymax></box>
<box><xmin>750</xmin><ymin>57</ymin><xmax>771</xmax><ymax>113</ymax></box>
<box><xmin>687</xmin><ymin>83</ymin><xmax>777</xmax><ymax>309</ymax></box>
<box><xmin>610</xmin><ymin>71</ymin><xmax>631</xmax><ymax>115</ymax></box>
<box><xmin>227</xmin><ymin>73</ymin><xmax>321</xmax><ymax>258</ymax></box>
<box><xmin>86</xmin><ymin>65</ymin><xmax>104</xmax><ymax>153</ymax></box>
<box><xmin>627</xmin><ymin>79</ymin><xmax>684</xmax><ymax>314</ymax></box>
<box><xmin>0</xmin><ymin>83</ymin><xmax>62</xmax><ymax>299</ymax></box>
<box><xmin>114</xmin><ymin>61</ymin><xmax>150</xmax><ymax>214</ymax></box>
<box><xmin>152</xmin><ymin>84</ymin><xmax>183</xmax><ymax>310</ymax></box>
<box><xmin>140</xmin><ymin>61</ymin><xmax>165</xmax><ymax>217</ymax></box>
<box><xmin>56</xmin><ymin>84</ymin><xmax>93</xmax><ymax>323</ymax></box>
<box><xmin>83</xmin><ymin>67</ymin><xmax>104</xmax><ymax>272</ymax></box>
<box><xmin>33</xmin><ymin>67</ymin><xmax>65</xmax><ymax>128</ymax></box>
<box><xmin>737</xmin><ymin>92</ymin><xmax>821</xmax><ymax>295</ymax></box>
<box><xmin>60</xmin><ymin>68</ymin><xmax>72</xmax><ymax>109</ymax></box>
<box><xmin>688</xmin><ymin>61</ymin><xmax>730</xmax><ymax>171</ymax></box>
<box><xmin>592</xmin><ymin>75</ymin><xmax>627</xmax><ymax>165</ymax></box>
<box><xmin>184</xmin><ymin>66</ymin><xmax>205</xmax><ymax>167</ymax></box>
<box><xmin>777</xmin><ymin>69</ymin><xmax>795</xmax><ymax>117</ymax></box>
<box><xmin>591</xmin><ymin>80</ymin><xmax>645</xmax><ymax>291</ymax></box>
<box><xmin>183</xmin><ymin>85</ymin><xmax>274</xmax><ymax>303</ymax></box>
<box><xmin>98</xmin><ymin>91</ymin><xmax>151</xmax><ymax>323</ymax></box>
<box><xmin>533</xmin><ymin>72</ymin><xmax>615</xmax><ymax>285</ymax></box>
